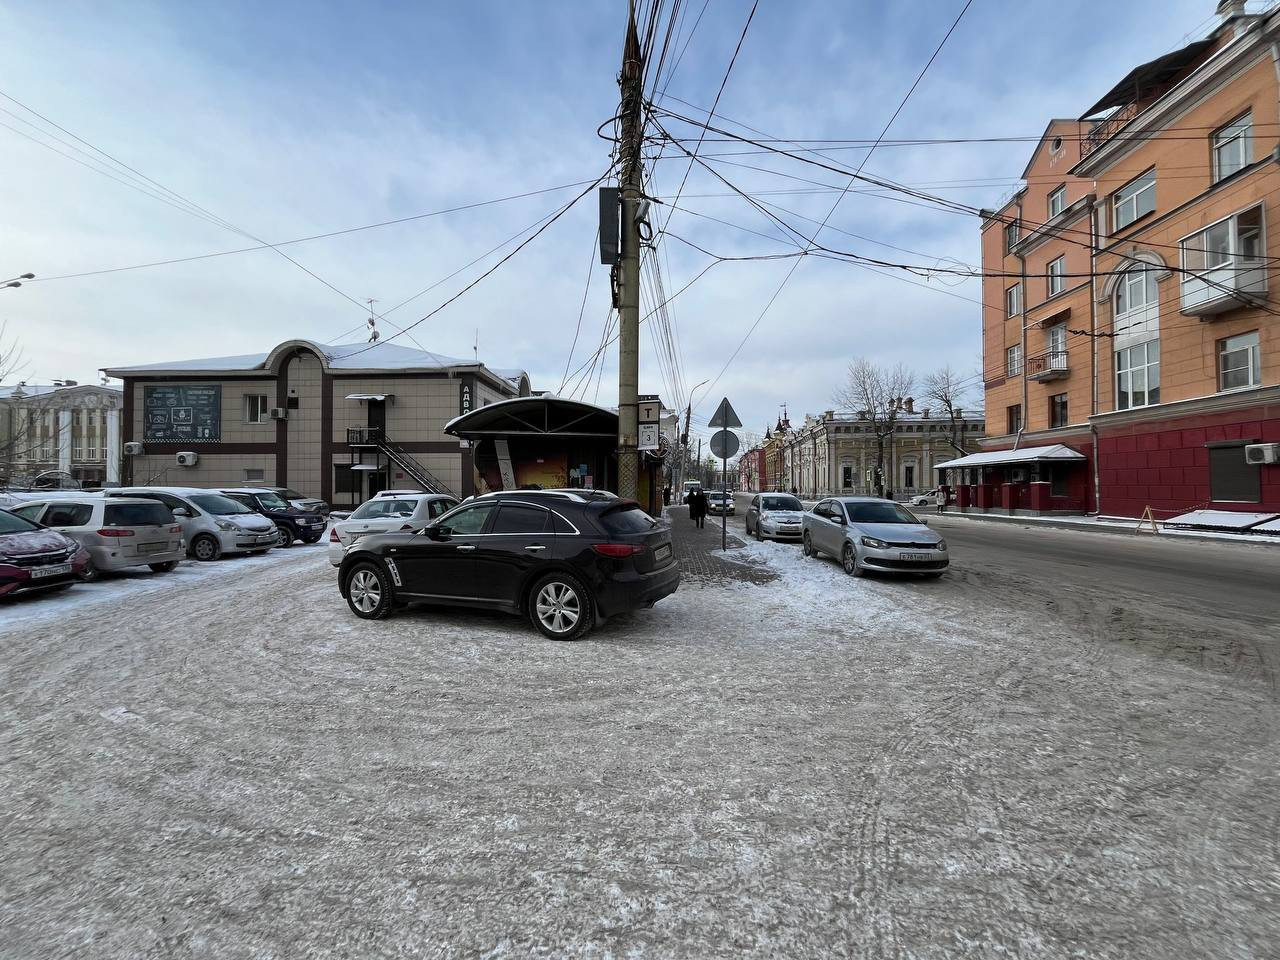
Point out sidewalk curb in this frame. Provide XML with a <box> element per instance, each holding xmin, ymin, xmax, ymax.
<box><xmin>935</xmin><ymin>510</ymin><xmax>1280</xmax><ymax>548</ymax></box>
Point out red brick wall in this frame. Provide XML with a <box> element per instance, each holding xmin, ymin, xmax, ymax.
<box><xmin>1097</xmin><ymin>403</ymin><xmax>1280</xmax><ymax>517</ymax></box>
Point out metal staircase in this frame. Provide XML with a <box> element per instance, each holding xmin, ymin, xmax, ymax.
<box><xmin>347</xmin><ymin>427</ymin><xmax>455</xmax><ymax>496</ymax></box>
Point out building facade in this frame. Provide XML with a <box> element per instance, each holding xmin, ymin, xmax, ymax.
<box><xmin>977</xmin><ymin>2</ymin><xmax>1280</xmax><ymax>518</ymax></box>
<box><xmin>102</xmin><ymin>339</ymin><xmax>529</xmax><ymax>507</ymax></box>
<box><xmin>0</xmin><ymin>382</ymin><xmax>123</xmax><ymax>487</ymax></box>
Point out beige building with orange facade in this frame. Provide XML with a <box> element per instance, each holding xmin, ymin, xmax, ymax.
<box><xmin>968</xmin><ymin>1</ymin><xmax>1280</xmax><ymax>518</ymax></box>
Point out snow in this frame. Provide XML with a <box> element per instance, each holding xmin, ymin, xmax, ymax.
<box><xmin>1252</xmin><ymin>517</ymin><xmax>1280</xmax><ymax>533</ymax></box>
<box><xmin>933</xmin><ymin>443</ymin><xmax>1086</xmax><ymax>470</ymax></box>
<box><xmin>1164</xmin><ymin>509</ymin><xmax>1279</xmax><ymax>530</ymax></box>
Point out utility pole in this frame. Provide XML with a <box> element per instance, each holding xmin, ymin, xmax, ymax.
<box><xmin>696</xmin><ymin>436</ymin><xmax>702</xmax><ymax>483</ymax></box>
<box><xmin>616</xmin><ymin>5</ymin><xmax>644</xmax><ymax>501</ymax></box>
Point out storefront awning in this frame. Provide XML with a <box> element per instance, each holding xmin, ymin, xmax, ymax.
<box><xmin>349</xmin><ymin>463</ymin><xmax>381</xmax><ymax>471</ymax></box>
<box><xmin>934</xmin><ymin>444</ymin><xmax>1086</xmax><ymax>471</ymax></box>
<box><xmin>345</xmin><ymin>393</ymin><xmax>393</xmax><ymax>401</ymax></box>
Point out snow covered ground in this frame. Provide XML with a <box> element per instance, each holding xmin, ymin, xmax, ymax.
<box><xmin>2</xmin><ymin>530</ymin><xmax>1277</xmax><ymax>958</ymax></box>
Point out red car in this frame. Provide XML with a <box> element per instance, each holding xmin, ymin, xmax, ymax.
<box><xmin>0</xmin><ymin>508</ymin><xmax>90</xmax><ymax>596</ymax></box>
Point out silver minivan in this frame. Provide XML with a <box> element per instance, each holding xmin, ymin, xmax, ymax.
<box><xmin>8</xmin><ymin>496</ymin><xmax>185</xmax><ymax>578</ymax></box>
<box><xmin>105</xmin><ymin>487</ymin><xmax>278</xmax><ymax>561</ymax></box>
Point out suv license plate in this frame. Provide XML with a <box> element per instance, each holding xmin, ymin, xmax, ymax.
<box><xmin>900</xmin><ymin>552</ymin><xmax>931</xmax><ymax>562</ymax></box>
<box><xmin>654</xmin><ymin>544</ymin><xmax>671</xmax><ymax>562</ymax></box>
<box><xmin>31</xmin><ymin>563</ymin><xmax>73</xmax><ymax>579</ymax></box>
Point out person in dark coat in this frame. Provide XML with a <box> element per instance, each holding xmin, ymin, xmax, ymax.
<box><xmin>688</xmin><ymin>487</ymin><xmax>707</xmax><ymax>528</ymax></box>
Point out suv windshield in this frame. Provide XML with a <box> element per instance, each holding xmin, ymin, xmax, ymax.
<box><xmin>255</xmin><ymin>492</ymin><xmax>290</xmax><ymax>510</ymax></box>
<box><xmin>278</xmin><ymin>488</ymin><xmax>306</xmax><ymax>500</ymax></box>
<box><xmin>190</xmin><ymin>494</ymin><xmax>254</xmax><ymax>515</ymax></box>
<box><xmin>0</xmin><ymin>509</ymin><xmax>40</xmax><ymax>534</ymax></box>
<box><xmin>845</xmin><ymin>502</ymin><xmax>919</xmax><ymax>524</ymax></box>
<box><xmin>761</xmin><ymin>495</ymin><xmax>802</xmax><ymax>512</ymax></box>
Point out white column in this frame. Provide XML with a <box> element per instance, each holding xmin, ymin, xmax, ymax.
<box><xmin>106</xmin><ymin>408</ymin><xmax>121</xmax><ymax>484</ymax></box>
<box><xmin>57</xmin><ymin>409</ymin><xmax>72</xmax><ymax>473</ymax></box>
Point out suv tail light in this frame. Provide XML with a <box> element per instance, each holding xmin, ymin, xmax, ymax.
<box><xmin>591</xmin><ymin>543</ymin><xmax>644</xmax><ymax>558</ymax></box>
<box><xmin>329</xmin><ymin>528</ymin><xmax>340</xmax><ymax>542</ymax></box>
<box><xmin>97</xmin><ymin>528</ymin><xmax>134</xmax><ymax>537</ymax></box>
<box><xmin>169</xmin><ymin>525</ymin><xmax>182</xmax><ymax>534</ymax></box>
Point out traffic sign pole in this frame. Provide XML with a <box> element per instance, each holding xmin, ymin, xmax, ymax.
<box><xmin>708</xmin><ymin>400</ymin><xmax>741</xmax><ymax>552</ymax></box>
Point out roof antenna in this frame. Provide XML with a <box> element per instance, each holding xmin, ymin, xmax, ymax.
<box><xmin>365</xmin><ymin>298</ymin><xmax>379</xmax><ymax>344</ymax></box>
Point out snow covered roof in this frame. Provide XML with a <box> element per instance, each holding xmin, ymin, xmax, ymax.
<box><xmin>934</xmin><ymin>444</ymin><xmax>1086</xmax><ymax>470</ymax></box>
<box><xmin>102</xmin><ymin>338</ymin><xmax>528</xmax><ymax>385</ymax></box>
<box><xmin>1164</xmin><ymin>509</ymin><xmax>1280</xmax><ymax>531</ymax></box>
<box><xmin>0</xmin><ymin>383</ymin><xmax>122</xmax><ymax>400</ymax></box>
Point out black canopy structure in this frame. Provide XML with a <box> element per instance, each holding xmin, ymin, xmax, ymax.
<box><xmin>444</xmin><ymin>395</ymin><xmax>617</xmax><ymax>439</ymax></box>
<box><xmin>1081</xmin><ymin>39</ymin><xmax>1214</xmax><ymax>118</ymax></box>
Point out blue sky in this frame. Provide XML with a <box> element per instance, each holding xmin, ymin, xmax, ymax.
<box><xmin>1</xmin><ymin>0</ymin><xmax>1225</xmax><ymax>442</ymax></box>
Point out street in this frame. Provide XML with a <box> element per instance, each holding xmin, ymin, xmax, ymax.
<box><xmin>3</xmin><ymin>518</ymin><xmax>1279</xmax><ymax>958</ymax></box>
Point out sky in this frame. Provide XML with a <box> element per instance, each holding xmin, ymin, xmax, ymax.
<box><xmin>0</xmin><ymin>0</ymin><xmax>1231</xmax><ymax>445</ymax></box>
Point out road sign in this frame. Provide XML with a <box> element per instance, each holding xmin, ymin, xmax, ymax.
<box><xmin>708</xmin><ymin>397</ymin><xmax>742</xmax><ymax>429</ymax></box>
<box><xmin>710</xmin><ymin>429</ymin><xmax>739</xmax><ymax>459</ymax></box>
<box><xmin>638</xmin><ymin>398</ymin><xmax>662</xmax><ymax>423</ymax></box>
<box><xmin>638</xmin><ymin>422</ymin><xmax>660</xmax><ymax>451</ymax></box>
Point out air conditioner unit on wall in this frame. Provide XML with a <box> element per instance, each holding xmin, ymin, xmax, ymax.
<box><xmin>176</xmin><ymin>451</ymin><xmax>199</xmax><ymax>467</ymax></box>
<box><xmin>123</xmin><ymin>441</ymin><xmax>143</xmax><ymax>456</ymax></box>
<box><xmin>1244</xmin><ymin>443</ymin><xmax>1280</xmax><ymax>465</ymax></box>
<box><xmin>270</xmin><ymin>407</ymin><xmax>288</xmax><ymax>420</ymax></box>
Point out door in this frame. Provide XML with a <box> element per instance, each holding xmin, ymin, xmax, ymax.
<box><xmin>469</xmin><ymin>502</ymin><xmax>554</xmax><ymax>604</ymax></box>
<box><xmin>367</xmin><ymin>399</ymin><xmax>386</xmax><ymax>433</ymax></box>
<box><xmin>748</xmin><ymin>495</ymin><xmax>760</xmax><ymax>531</ymax></box>
<box><xmin>813</xmin><ymin>500</ymin><xmax>842</xmax><ymax>554</ymax></box>
<box><xmin>366</xmin><ymin>469</ymin><xmax>389</xmax><ymax>499</ymax></box>
<box><xmin>395</xmin><ymin>500</ymin><xmax>496</xmax><ymax>599</ymax></box>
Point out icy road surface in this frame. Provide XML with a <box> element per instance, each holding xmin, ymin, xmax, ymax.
<box><xmin>2</xmin><ymin>532</ymin><xmax>1277</xmax><ymax>959</ymax></box>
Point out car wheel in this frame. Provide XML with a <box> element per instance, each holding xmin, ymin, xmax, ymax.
<box><xmin>148</xmin><ymin>561</ymin><xmax>178</xmax><ymax>573</ymax></box>
<box><xmin>802</xmin><ymin>531</ymin><xmax>814</xmax><ymax>557</ymax></box>
<box><xmin>529</xmin><ymin>572</ymin><xmax>593</xmax><ymax>641</ymax></box>
<box><xmin>191</xmin><ymin>534</ymin><xmax>220</xmax><ymax>562</ymax></box>
<box><xmin>843</xmin><ymin>542</ymin><xmax>864</xmax><ymax>577</ymax></box>
<box><xmin>79</xmin><ymin>560</ymin><xmax>100</xmax><ymax>582</ymax></box>
<box><xmin>345</xmin><ymin>563</ymin><xmax>394</xmax><ymax>619</ymax></box>
<box><xmin>276</xmin><ymin>524</ymin><xmax>294</xmax><ymax>547</ymax></box>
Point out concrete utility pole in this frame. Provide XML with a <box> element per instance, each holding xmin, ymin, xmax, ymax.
<box><xmin>616</xmin><ymin>6</ymin><xmax>644</xmax><ymax>500</ymax></box>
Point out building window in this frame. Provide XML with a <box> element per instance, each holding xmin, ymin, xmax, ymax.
<box><xmin>1209</xmin><ymin>444</ymin><xmax>1260</xmax><ymax>502</ymax></box>
<box><xmin>1048</xmin><ymin>185</ymin><xmax>1066</xmax><ymax>219</ymax></box>
<box><xmin>1007</xmin><ymin>404</ymin><xmax>1023</xmax><ymax>434</ymax></box>
<box><xmin>334</xmin><ymin>464</ymin><xmax>358</xmax><ymax>495</ymax></box>
<box><xmin>1115</xmin><ymin>266</ymin><xmax>1158</xmax><ymax>318</ymax></box>
<box><xmin>1181</xmin><ymin>205</ymin><xmax>1262</xmax><ymax>275</ymax></box>
<box><xmin>1004</xmin><ymin>220</ymin><xmax>1020</xmax><ymax>253</ymax></box>
<box><xmin>1047</xmin><ymin>256</ymin><xmax>1066</xmax><ymax>296</ymax></box>
<box><xmin>1006</xmin><ymin>283</ymin><xmax>1022</xmax><ymax>318</ymax></box>
<box><xmin>244</xmin><ymin>468</ymin><xmax>265</xmax><ymax>482</ymax></box>
<box><xmin>1049</xmin><ymin>393</ymin><xmax>1069</xmax><ymax>428</ymax></box>
<box><xmin>1006</xmin><ymin>344</ymin><xmax>1023</xmax><ymax>376</ymax></box>
<box><xmin>1115</xmin><ymin>339</ymin><xmax>1160</xmax><ymax>410</ymax></box>
<box><xmin>1218</xmin><ymin>330</ymin><xmax>1261</xmax><ymax>390</ymax></box>
<box><xmin>244</xmin><ymin>394</ymin><xmax>269</xmax><ymax>423</ymax></box>
<box><xmin>1113</xmin><ymin>168</ymin><xmax>1156</xmax><ymax>230</ymax></box>
<box><xmin>841</xmin><ymin>465</ymin><xmax>853</xmax><ymax>487</ymax></box>
<box><xmin>1212</xmin><ymin>112</ymin><xmax>1252</xmax><ymax>183</ymax></box>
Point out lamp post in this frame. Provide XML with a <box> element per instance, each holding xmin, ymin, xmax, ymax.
<box><xmin>2</xmin><ymin>273</ymin><xmax>35</xmax><ymax>289</ymax></box>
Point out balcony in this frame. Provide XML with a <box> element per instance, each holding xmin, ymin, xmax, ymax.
<box><xmin>1081</xmin><ymin>103</ymin><xmax>1140</xmax><ymax>160</ymax></box>
<box><xmin>1027</xmin><ymin>351</ymin><xmax>1070</xmax><ymax>382</ymax></box>
<box><xmin>1180</xmin><ymin>260</ymin><xmax>1268</xmax><ymax>319</ymax></box>
<box><xmin>347</xmin><ymin>426</ymin><xmax>384</xmax><ymax>446</ymax></box>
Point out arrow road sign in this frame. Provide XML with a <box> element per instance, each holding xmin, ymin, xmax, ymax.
<box><xmin>710</xmin><ymin>429</ymin><xmax>739</xmax><ymax>459</ymax></box>
<box><xmin>708</xmin><ymin>397</ymin><xmax>742</xmax><ymax>429</ymax></box>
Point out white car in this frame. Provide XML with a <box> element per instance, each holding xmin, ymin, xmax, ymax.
<box><xmin>328</xmin><ymin>493</ymin><xmax>459</xmax><ymax>566</ymax></box>
<box><xmin>744</xmin><ymin>493</ymin><xmax>806</xmax><ymax>541</ymax></box>
<box><xmin>910</xmin><ymin>488</ymin><xmax>941</xmax><ymax>506</ymax></box>
<box><xmin>8</xmin><ymin>496</ymin><xmax>185</xmax><ymax>578</ymax></box>
<box><xmin>106</xmin><ymin>487</ymin><xmax>278</xmax><ymax>561</ymax></box>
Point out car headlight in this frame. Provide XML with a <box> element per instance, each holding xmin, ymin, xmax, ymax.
<box><xmin>861</xmin><ymin>536</ymin><xmax>889</xmax><ymax>549</ymax></box>
<box><xmin>936</xmin><ymin>539</ymin><xmax>947</xmax><ymax>551</ymax></box>
<box><xmin>215</xmin><ymin>519</ymin><xmax>238</xmax><ymax>532</ymax></box>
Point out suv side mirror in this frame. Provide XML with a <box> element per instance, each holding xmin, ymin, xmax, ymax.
<box><xmin>428</xmin><ymin>524</ymin><xmax>451</xmax><ymax>540</ymax></box>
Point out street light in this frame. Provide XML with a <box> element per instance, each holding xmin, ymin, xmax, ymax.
<box><xmin>2</xmin><ymin>273</ymin><xmax>35</xmax><ymax>289</ymax></box>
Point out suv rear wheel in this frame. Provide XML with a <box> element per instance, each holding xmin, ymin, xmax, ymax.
<box><xmin>528</xmin><ymin>572</ymin><xmax>592</xmax><ymax>641</ymax></box>
<box><xmin>276</xmin><ymin>523</ymin><xmax>294</xmax><ymax>547</ymax></box>
<box><xmin>345</xmin><ymin>563</ymin><xmax>394</xmax><ymax>619</ymax></box>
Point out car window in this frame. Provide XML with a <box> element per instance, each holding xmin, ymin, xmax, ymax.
<box><xmin>132</xmin><ymin>492</ymin><xmax>187</xmax><ymax>512</ymax></box>
<box><xmin>225</xmin><ymin>494</ymin><xmax>255</xmax><ymax>509</ymax></box>
<box><xmin>349</xmin><ymin>500</ymin><xmax>385</xmax><ymax>520</ymax></box>
<box><xmin>598</xmin><ymin>503</ymin><xmax>657</xmax><ymax>535</ymax></box>
<box><xmin>845</xmin><ymin>502</ymin><xmax>919</xmax><ymax>524</ymax></box>
<box><xmin>428</xmin><ymin>498</ymin><xmax>457</xmax><ymax>519</ymax></box>
<box><xmin>378</xmin><ymin>499</ymin><xmax>417</xmax><ymax>518</ymax></box>
<box><xmin>751</xmin><ymin>496</ymin><xmax>759</xmax><ymax>508</ymax></box>
<box><xmin>492</xmin><ymin>504</ymin><xmax>549</xmax><ymax>534</ymax></box>
<box><xmin>9</xmin><ymin>504</ymin><xmax>46</xmax><ymax>521</ymax></box>
<box><xmin>550</xmin><ymin>511</ymin><xmax>575</xmax><ymax>534</ymax></box>
<box><xmin>0</xmin><ymin>509</ymin><xmax>41</xmax><ymax>533</ymax></box>
<box><xmin>279</xmin><ymin>488</ymin><xmax>305</xmax><ymax>500</ymax></box>
<box><xmin>105</xmin><ymin>502</ymin><xmax>174</xmax><ymax>526</ymax></box>
<box><xmin>255</xmin><ymin>492</ymin><xmax>290</xmax><ymax>510</ymax></box>
<box><xmin>190</xmin><ymin>494</ymin><xmax>254</xmax><ymax>515</ymax></box>
<box><xmin>441</xmin><ymin>502</ymin><xmax>495</xmax><ymax>535</ymax></box>
<box><xmin>45</xmin><ymin>503</ymin><xmax>95</xmax><ymax>527</ymax></box>
<box><xmin>762</xmin><ymin>495</ymin><xmax>802</xmax><ymax>511</ymax></box>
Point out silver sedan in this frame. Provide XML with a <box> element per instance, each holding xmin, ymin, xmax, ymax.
<box><xmin>801</xmin><ymin>496</ymin><xmax>947</xmax><ymax>577</ymax></box>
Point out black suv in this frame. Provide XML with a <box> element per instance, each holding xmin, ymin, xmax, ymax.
<box><xmin>337</xmin><ymin>490</ymin><xmax>679</xmax><ymax>640</ymax></box>
<box><xmin>221</xmin><ymin>488</ymin><xmax>327</xmax><ymax>547</ymax></box>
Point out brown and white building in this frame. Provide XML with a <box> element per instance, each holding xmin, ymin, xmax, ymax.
<box><xmin>0</xmin><ymin>381</ymin><xmax>123</xmax><ymax>488</ymax></box>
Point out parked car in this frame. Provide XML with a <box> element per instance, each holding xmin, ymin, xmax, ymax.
<box><xmin>909</xmin><ymin>488</ymin><xmax>942</xmax><ymax>507</ymax></box>
<box><xmin>265</xmin><ymin>486</ymin><xmax>330</xmax><ymax>517</ymax></box>
<box><xmin>221</xmin><ymin>488</ymin><xmax>327</xmax><ymax>547</ymax></box>
<box><xmin>7</xmin><ymin>497</ymin><xmax>184</xmax><ymax>579</ymax></box>
<box><xmin>744</xmin><ymin>493</ymin><xmax>806</xmax><ymax>541</ymax></box>
<box><xmin>0</xmin><ymin>508</ymin><xmax>89</xmax><ymax>595</ymax></box>
<box><xmin>681</xmin><ymin>481</ymin><xmax>701</xmax><ymax>504</ymax></box>
<box><xmin>337</xmin><ymin>490</ymin><xmax>680</xmax><ymax>640</ymax></box>
<box><xmin>373</xmin><ymin>489</ymin><xmax>427</xmax><ymax>498</ymax></box>
<box><xmin>802</xmin><ymin>497</ymin><xmax>947</xmax><ymax>577</ymax></box>
<box><xmin>328</xmin><ymin>493</ymin><xmax>459</xmax><ymax>566</ymax></box>
<box><xmin>706</xmin><ymin>491</ymin><xmax>735</xmax><ymax>515</ymax></box>
<box><xmin>105</xmin><ymin>487</ymin><xmax>278</xmax><ymax>561</ymax></box>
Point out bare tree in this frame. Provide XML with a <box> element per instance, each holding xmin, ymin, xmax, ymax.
<box><xmin>921</xmin><ymin>364</ymin><xmax>977</xmax><ymax>456</ymax></box>
<box><xmin>0</xmin><ymin>326</ymin><xmax>34</xmax><ymax>484</ymax></box>
<box><xmin>833</xmin><ymin>358</ymin><xmax>915</xmax><ymax>497</ymax></box>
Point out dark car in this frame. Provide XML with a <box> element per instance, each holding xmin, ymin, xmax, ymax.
<box><xmin>337</xmin><ymin>490</ymin><xmax>680</xmax><ymax>640</ymax></box>
<box><xmin>221</xmin><ymin>488</ymin><xmax>328</xmax><ymax>547</ymax></box>
<box><xmin>0</xmin><ymin>508</ymin><xmax>90</xmax><ymax>596</ymax></box>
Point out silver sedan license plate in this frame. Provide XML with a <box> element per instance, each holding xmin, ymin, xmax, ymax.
<box><xmin>31</xmin><ymin>563</ymin><xmax>73</xmax><ymax>579</ymax></box>
<box><xmin>900</xmin><ymin>552</ymin><xmax>932</xmax><ymax>562</ymax></box>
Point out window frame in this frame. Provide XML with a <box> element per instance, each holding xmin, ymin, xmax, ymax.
<box><xmin>1112</xmin><ymin>168</ymin><xmax>1156</xmax><ymax>231</ymax></box>
<box><xmin>244</xmin><ymin>394</ymin><xmax>270</xmax><ymax>424</ymax></box>
<box><xmin>1049</xmin><ymin>393</ymin><xmax>1069</xmax><ymax>429</ymax></box>
<box><xmin>1115</xmin><ymin>338</ymin><xmax>1161</xmax><ymax>411</ymax></box>
<box><xmin>1114</xmin><ymin>266</ymin><xmax>1158</xmax><ymax>319</ymax></box>
<box><xmin>1005</xmin><ymin>282</ymin><xmax>1022</xmax><ymax>319</ymax></box>
<box><xmin>1004</xmin><ymin>219</ymin><xmax>1020</xmax><ymax>253</ymax></box>
<box><xmin>1048</xmin><ymin>185</ymin><xmax>1067</xmax><ymax>219</ymax></box>
<box><xmin>1180</xmin><ymin>203</ymin><xmax>1264</xmax><ymax>278</ymax></box>
<box><xmin>1208</xmin><ymin>443</ymin><xmax>1261</xmax><ymax>503</ymax></box>
<box><xmin>1006</xmin><ymin>404</ymin><xmax>1023</xmax><ymax>435</ymax></box>
<box><xmin>1047</xmin><ymin>255</ymin><xmax>1066</xmax><ymax>297</ymax></box>
<box><xmin>1217</xmin><ymin>330</ymin><xmax>1261</xmax><ymax>392</ymax></box>
<box><xmin>1006</xmin><ymin>344</ymin><xmax>1024</xmax><ymax>377</ymax></box>
<box><xmin>1211</xmin><ymin>111</ymin><xmax>1253</xmax><ymax>184</ymax></box>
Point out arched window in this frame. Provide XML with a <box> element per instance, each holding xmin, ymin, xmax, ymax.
<box><xmin>1114</xmin><ymin>266</ymin><xmax>1157</xmax><ymax>318</ymax></box>
<box><xmin>1113</xmin><ymin>266</ymin><xmax>1161</xmax><ymax>411</ymax></box>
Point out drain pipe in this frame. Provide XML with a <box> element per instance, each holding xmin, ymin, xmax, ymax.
<box><xmin>1014</xmin><ymin>204</ymin><xmax>1028</xmax><ymax>451</ymax></box>
<box><xmin>1089</xmin><ymin>193</ymin><xmax>1102</xmax><ymax>515</ymax></box>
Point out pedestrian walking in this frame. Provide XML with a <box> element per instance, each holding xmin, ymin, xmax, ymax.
<box><xmin>935</xmin><ymin>486</ymin><xmax>947</xmax><ymax>514</ymax></box>
<box><xmin>689</xmin><ymin>487</ymin><xmax>707</xmax><ymax>529</ymax></box>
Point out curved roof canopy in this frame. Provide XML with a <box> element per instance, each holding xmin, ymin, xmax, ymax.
<box><xmin>444</xmin><ymin>395</ymin><xmax>617</xmax><ymax>438</ymax></box>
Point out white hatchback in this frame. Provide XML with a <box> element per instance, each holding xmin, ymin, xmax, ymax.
<box><xmin>328</xmin><ymin>493</ymin><xmax>459</xmax><ymax>566</ymax></box>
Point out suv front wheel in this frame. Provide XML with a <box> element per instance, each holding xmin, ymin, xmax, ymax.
<box><xmin>345</xmin><ymin>562</ymin><xmax>394</xmax><ymax>619</ymax></box>
<box><xmin>528</xmin><ymin>572</ymin><xmax>593</xmax><ymax>641</ymax></box>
